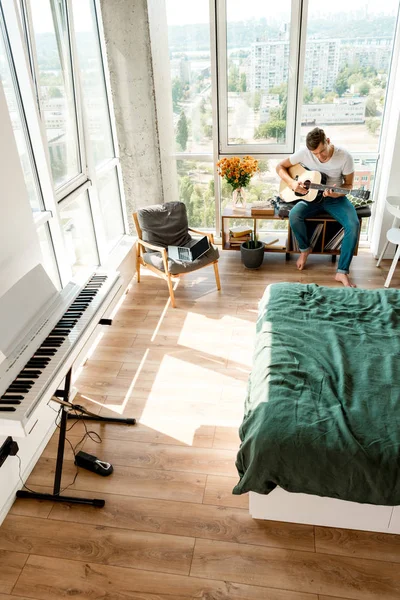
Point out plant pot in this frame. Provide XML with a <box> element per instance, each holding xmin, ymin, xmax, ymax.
<box><xmin>240</xmin><ymin>241</ymin><xmax>265</xmax><ymax>269</ymax></box>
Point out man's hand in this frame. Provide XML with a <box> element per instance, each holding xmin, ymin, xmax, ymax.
<box><xmin>291</xmin><ymin>180</ymin><xmax>307</xmax><ymax>195</ymax></box>
<box><xmin>323</xmin><ymin>184</ymin><xmax>343</xmax><ymax>199</ymax></box>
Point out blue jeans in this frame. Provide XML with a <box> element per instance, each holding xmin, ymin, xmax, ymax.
<box><xmin>289</xmin><ymin>196</ymin><xmax>360</xmax><ymax>274</ymax></box>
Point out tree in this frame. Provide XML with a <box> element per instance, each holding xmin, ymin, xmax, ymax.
<box><xmin>253</xmin><ymin>91</ymin><xmax>262</xmax><ymax>112</ymax></box>
<box><xmin>254</xmin><ymin>120</ymin><xmax>286</xmax><ymax>141</ymax></box>
<box><xmin>334</xmin><ymin>68</ymin><xmax>350</xmax><ymax>97</ymax></box>
<box><xmin>366</xmin><ymin>117</ymin><xmax>380</xmax><ymax>135</ymax></box>
<box><xmin>302</xmin><ymin>86</ymin><xmax>313</xmax><ymax>104</ymax></box>
<box><xmin>270</xmin><ymin>83</ymin><xmax>288</xmax><ymax>119</ymax></box>
<box><xmin>258</xmin><ymin>160</ymin><xmax>269</xmax><ymax>173</ymax></box>
<box><xmin>358</xmin><ymin>81</ymin><xmax>371</xmax><ymax>96</ymax></box>
<box><xmin>365</xmin><ymin>97</ymin><xmax>377</xmax><ymax>117</ymax></box>
<box><xmin>48</xmin><ymin>86</ymin><xmax>62</xmax><ymax>98</ymax></box>
<box><xmin>228</xmin><ymin>63</ymin><xmax>240</xmax><ymax>92</ymax></box>
<box><xmin>240</xmin><ymin>73</ymin><xmax>247</xmax><ymax>93</ymax></box>
<box><xmin>172</xmin><ymin>78</ymin><xmax>183</xmax><ymax>112</ymax></box>
<box><xmin>312</xmin><ymin>87</ymin><xmax>324</xmax><ymax>101</ymax></box>
<box><xmin>176</xmin><ymin>111</ymin><xmax>189</xmax><ymax>152</ymax></box>
<box><xmin>179</xmin><ymin>176</ymin><xmax>194</xmax><ymax>204</ymax></box>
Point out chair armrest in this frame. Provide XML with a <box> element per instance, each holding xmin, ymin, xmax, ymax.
<box><xmin>188</xmin><ymin>227</ymin><xmax>215</xmax><ymax>244</ymax></box>
<box><xmin>137</xmin><ymin>238</ymin><xmax>167</xmax><ymax>253</ymax></box>
<box><xmin>136</xmin><ymin>238</ymin><xmax>169</xmax><ymax>273</ymax></box>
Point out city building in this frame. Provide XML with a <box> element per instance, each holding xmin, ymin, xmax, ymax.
<box><xmin>301</xmin><ymin>98</ymin><xmax>366</xmax><ymax>125</ymax></box>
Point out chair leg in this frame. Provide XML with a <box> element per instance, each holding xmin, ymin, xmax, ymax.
<box><xmin>166</xmin><ymin>273</ymin><xmax>176</xmax><ymax>308</ymax></box>
<box><xmin>136</xmin><ymin>243</ymin><xmax>141</xmax><ymax>283</ymax></box>
<box><xmin>213</xmin><ymin>262</ymin><xmax>221</xmax><ymax>291</ymax></box>
<box><xmin>377</xmin><ymin>240</ymin><xmax>390</xmax><ymax>267</ymax></box>
<box><xmin>384</xmin><ymin>244</ymin><xmax>400</xmax><ymax>288</ymax></box>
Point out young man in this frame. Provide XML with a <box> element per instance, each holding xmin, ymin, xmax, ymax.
<box><xmin>276</xmin><ymin>127</ymin><xmax>359</xmax><ymax>288</ymax></box>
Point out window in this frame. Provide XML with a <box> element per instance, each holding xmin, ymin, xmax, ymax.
<box><xmin>71</xmin><ymin>0</ymin><xmax>115</xmax><ymax>167</ymax></box>
<box><xmin>97</xmin><ymin>168</ymin><xmax>125</xmax><ymax>251</ymax></box>
<box><xmin>218</xmin><ymin>0</ymin><xmax>300</xmax><ymax>153</ymax></box>
<box><xmin>0</xmin><ymin>6</ymin><xmax>42</xmax><ymax>211</ymax></box>
<box><xmin>29</xmin><ymin>0</ymin><xmax>82</xmax><ymax>190</ymax></box>
<box><xmin>37</xmin><ymin>223</ymin><xmax>60</xmax><ymax>287</ymax></box>
<box><xmin>301</xmin><ymin>0</ymin><xmax>398</xmax><ymax>155</ymax></box>
<box><xmin>59</xmin><ymin>193</ymin><xmax>98</xmax><ymax>275</ymax></box>
<box><xmin>164</xmin><ymin>0</ymin><xmax>216</xmax><ymax>229</ymax></box>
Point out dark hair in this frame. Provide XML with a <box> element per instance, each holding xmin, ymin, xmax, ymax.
<box><xmin>306</xmin><ymin>127</ymin><xmax>327</xmax><ymax>151</ymax></box>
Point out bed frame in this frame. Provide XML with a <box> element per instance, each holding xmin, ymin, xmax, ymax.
<box><xmin>250</xmin><ymin>489</ymin><xmax>400</xmax><ymax>534</ymax></box>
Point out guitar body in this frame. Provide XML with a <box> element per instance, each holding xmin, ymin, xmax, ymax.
<box><xmin>279</xmin><ymin>164</ymin><xmax>327</xmax><ymax>203</ymax></box>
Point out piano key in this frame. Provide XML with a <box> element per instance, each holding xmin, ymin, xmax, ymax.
<box><xmin>0</xmin><ymin>271</ymin><xmax>122</xmax><ymax>436</ymax></box>
<box><xmin>19</xmin><ymin>370</ymin><xmax>41</xmax><ymax>376</ymax></box>
<box><xmin>0</xmin><ymin>399</ymin><xmax>21</xmax><ymax>405</ymax></box>
<box><xmin>0</xmin><ymin>407</ymin><xmax>16</xmax><ymax>412</ymax></box>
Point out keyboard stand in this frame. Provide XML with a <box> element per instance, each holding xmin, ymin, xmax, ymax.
<box><xmin>16</xmin><ymin>367</ymin><xmax>136</xmax><ymax>507</ymax></box>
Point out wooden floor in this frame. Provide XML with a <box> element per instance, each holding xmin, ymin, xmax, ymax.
<box><xmin>1</xmin><ymin>249</ymin><xmax>400</xmax><ymax>600</ymax></box>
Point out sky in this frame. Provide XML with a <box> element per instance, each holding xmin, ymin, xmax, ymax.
<box><xmin>28</xmin><ymin>0</ymin><xmax>400</xmax><ymax>32</ymax></box>
<box><xmin>165</xmin><ymin>0</ymin><xmax>399</xmax><ymax>26</ymax></box>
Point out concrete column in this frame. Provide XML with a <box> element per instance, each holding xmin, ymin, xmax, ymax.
<box><xmin>147</xmin><ymin>0</ymin><xmax>179</xmax><ymax>204</ymax></box>
<box><xmin>99</xmin><ymin>0</ymin><xmax>163</xmax><ymax>231</ymax></box>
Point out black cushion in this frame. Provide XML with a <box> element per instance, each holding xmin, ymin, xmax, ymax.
<box><xmin>137</xmin><ymin>202</ymin><xmax>191</xmax><ymax>249</ymax></box>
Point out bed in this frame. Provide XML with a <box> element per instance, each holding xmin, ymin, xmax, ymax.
<box><xmin>233</xmin><ymin>283</ymin><xmax>400</xmax><ymax>533</ymax></box>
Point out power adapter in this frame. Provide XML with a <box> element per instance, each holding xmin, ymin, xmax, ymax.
<box><xmin>0</xmin><ymin>437</ymin><xmax>19</xmax><ymax>469</ymax></box>
<box><xmin>75</xmin><ymin>450</ymin><xmax>113</xmax><ymax>476</ymax></box>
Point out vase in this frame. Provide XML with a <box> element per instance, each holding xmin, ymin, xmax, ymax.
<box><xmin>232</xmin><ymin>187</ymin><xmax>246</xmax><ymax>208</ymax></box>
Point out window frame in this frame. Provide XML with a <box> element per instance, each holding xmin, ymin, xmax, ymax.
<box><xmin>1</xmin><ymin>0</ymin><xmax>128</xmax><ymax>287</ymax></box>
<box><xmin>216</xmin><ymin>0</ymin><xmax>303</xmax><ymax>155</ymax></box>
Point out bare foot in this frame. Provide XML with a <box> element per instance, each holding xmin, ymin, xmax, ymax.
<box><xmin>335</xmin><ymin>273</ymin><xmax>357</xmax><ymax>288</ymax></box>
<box><xmin>296</xmin><ymin>249</ymin><xmax>312</xmax><ymax>271</ymax></box>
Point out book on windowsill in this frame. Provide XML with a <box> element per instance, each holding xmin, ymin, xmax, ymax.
<box><xmin>250</xmin><ymin>200</ymin><xmax>275</xmax><ymax>216</ymax></box>
<box><xmin>229</xmin><ymin>235</ymin><xmax>251</xmax><ymax>245</ymax></box>
<box><xmin>229</xmin><ymin>226</ymin><xmax>253</xmax><ymax>238</ymax></box>
<box><xmin>258</xmin><ymin>235</ymin><xmax>279</xmax><ymax>247</ymax></box>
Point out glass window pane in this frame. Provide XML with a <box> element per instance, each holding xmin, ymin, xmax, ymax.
<box><xmin>225</xmin><ymin>0</ymin><xmax>292</xmax><ymax>146</ymax></box>
<box><xmin>37</xmin><ymin>223</ymin><xmax>60</xmax><ymax>287</ymax></box>
<box><xmin>220</xmin><ymin>157</ymin><xmax>279</xmax><ymax>209</ymax></box>
<box><xmin>176</xmin><ymin>160</ymin><xmax>215</xmax><ymax>228</ymax></box>
<box><xmin>97</xmin><ymin>168</ymin><xmax>124</xmax><ymax>251</ymax></box>
<box><xmin>30</xmin><ymin>0</ymin><xmax>81</xmax><ymax>188</ymax></box>
<box><xmin>60</xmin><ymin>193</ymin><xmax>98</xmax><ymax>275</ymax></box>
<box><xmin>301</xmin><ymin>0</ymin><xmax>399</xmax><ymax>153</ymax></box>
<box><xmin>165</xmin><ymin>0</ymin><xmax>213</xmax><ymax>154</ymax></box>
<box><xmin>71</xmin><ymin>0</ymin><xmax>114</xmax><ymax>166</ymax></box>
<box><xmin>0</xmin><ymin>20</ymin><xmax>42</xmax><ymax>211</ymax></box>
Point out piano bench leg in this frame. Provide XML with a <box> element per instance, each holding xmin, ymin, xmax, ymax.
<box><xmin>16</xmin><ymin>490</ymin><xmax>105</xmax><ymax>507</ymax></box>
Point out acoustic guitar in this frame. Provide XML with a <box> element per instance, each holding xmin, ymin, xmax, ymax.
<box><xmin>279</xmin><ymin>163</ymin><xmax>371</xmax><ymax>203</ymax></box>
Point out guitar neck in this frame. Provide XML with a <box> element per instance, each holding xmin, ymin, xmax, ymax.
<box><xmin>310</xmin><ymin>183</ymin><xmax>351</xmax><ymax>195</ymax></box>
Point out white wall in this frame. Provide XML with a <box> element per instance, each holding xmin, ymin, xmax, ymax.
<box><xmin>370</xmin><ymin>17</ymin><xmax>400</xmax><ymax>259</ymax></box>
<box><xmin>0</xmin><ymin>79</ymin><xmax>41</xmax><ymax>297</ymax></box>
<box><xmin>0</xmin><ymin>77</ymin><xmax>54</xmax><ymax>524</ymax></box>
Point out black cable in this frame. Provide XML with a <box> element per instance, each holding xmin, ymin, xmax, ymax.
<box><xmin>17</xmin><ymin>403</ymin><xmax>103</xmax><ymax>497</ymax></box>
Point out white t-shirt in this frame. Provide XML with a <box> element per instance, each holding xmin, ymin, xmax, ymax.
<box><xmin>289</xmin><ymin>145</ymin><xmax>354</xmax><ymax>187</ymax></box>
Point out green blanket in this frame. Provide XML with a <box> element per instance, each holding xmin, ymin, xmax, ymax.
<box><xmin>233</xmin><ymin>283</ymin><xmax>400</xmax><ymax>505</ymax></box>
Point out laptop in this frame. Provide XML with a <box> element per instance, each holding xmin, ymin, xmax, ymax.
<box><xmin>168</xmin><ymin>236</ymin><xmax>210</xmax><ymax>262</ymax></box>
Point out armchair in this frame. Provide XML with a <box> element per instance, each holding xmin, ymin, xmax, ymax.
<box><xmin>133</xmin><ymin>202</ymin><xmax>221</xmax><ymax>307</ymax></box>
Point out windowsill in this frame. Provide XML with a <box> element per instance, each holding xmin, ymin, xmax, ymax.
<box><xmin>33</xmin><ymin>210</ymin><xmax>52</xmax><ymax>228</ymax></box>
<box><xmin>103</xmin><ymin>234</ymin><xmax>136</xmax><ymax>271</ymax></box>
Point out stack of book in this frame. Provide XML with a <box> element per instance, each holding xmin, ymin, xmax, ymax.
<box><xmin>324</xmin><ymin>228</ymin><xmax>344</xmax><ymax>250</ymax></box>
<box><xmin>229</xmin><ymin>225</ymin><xmax>252</xmax><ymax>247</ymax></box>
<box><xmin>291</xmin><ymin>223</ymin><xmax>323</xmax><ymax>252</ymax></box>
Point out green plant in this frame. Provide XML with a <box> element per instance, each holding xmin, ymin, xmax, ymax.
<box><xmin>243</xmin><ymin>231</ymin><xmax>259</xmax><ymax>249</ymax></box>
